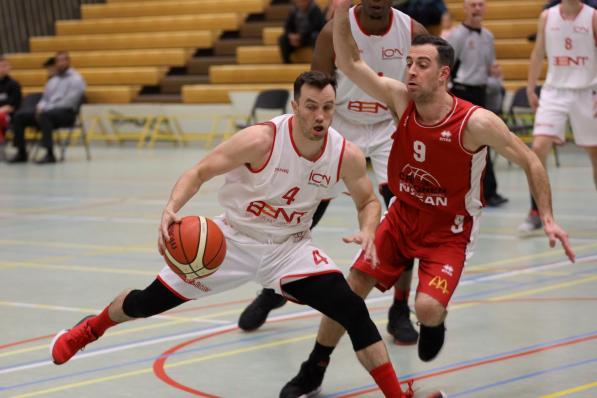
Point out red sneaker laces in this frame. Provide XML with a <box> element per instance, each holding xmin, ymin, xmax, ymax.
<box><xmin>403</xmin><ymin>379</ymin><xmax>415</xmax><ymax>398</ymax></box>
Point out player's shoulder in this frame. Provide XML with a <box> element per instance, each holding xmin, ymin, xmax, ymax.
<box><xmin>240</xmin><ymin>121</ymin><xmax>277</xmax><ymax>153</ymax></box>
<box><xmin>341</xmin><ymin>140</ymin><xmax>367</xmax><ymax>167</ymax></box>
<box><xmin>466</xmin><ymin>107</ymin><xmax>496</xmax><ymax>131</ymax></box>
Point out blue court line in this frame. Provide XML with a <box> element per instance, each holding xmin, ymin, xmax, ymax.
<box><xmin>0</xmin><ymin>321</ymin><xmax>322</xmax><ymax>391</ymax></box>
<box><xmin>323</xmin><ymin>330</ymin><xmax>597</xmax><ymax>397</ymax></box>
<box><xmin>448</xmin><ymin>357</ymin><xmax>597</xmax><ymax>397</ymax></box>
<box><xmin>2</xmin><ymin>256</ymin><xmax>595</xmax><ymax>392</ymax></box>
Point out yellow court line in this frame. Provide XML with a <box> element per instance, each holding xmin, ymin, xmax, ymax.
<box><xmin>0</xmin><ymin>239</ymin><xmax>153</xmax><ymax>252</ymax></box>
<box><xmin>9</xmin><ymin>273</ymin><xmax>597</xmax><ymax>397</ymax></box>
<box><xmin>540</xmin><ymin>380</ymin><xmax>597</xmax><ymax>397</ymax></box>
<box><xmin>0</xmin><ymin>261</ymin><xmax>156</xmax><ymax>276</ymax></box>
<box><xmin>488</xmin><ymin>275</ymin><xmax>597</xmax><ymax>301</ymax></box>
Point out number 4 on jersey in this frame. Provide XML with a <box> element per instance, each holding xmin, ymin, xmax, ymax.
<box><xmin>312</xmin><ymin>250</ymin><xmax>328</xmax><ymax>266</ymax></box>
<box><xmin>282</xmin><ymin>187</ymin><xmax>300</xmax><ymax>205</ymax></box>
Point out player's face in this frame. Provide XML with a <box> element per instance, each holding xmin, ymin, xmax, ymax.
<box><xmin>292</xmin><ymin>84</ymin><xmax>336</xmax><ymax>141</ymax></box>
<box><xmin>405</xmin><ymin>45</ymin><xmax>449</xmax><ymax>101</ymax></box>
<box><xmin>463</xmin><ymin>0</ymin><xmax>486</xmax><ymax>24</ymax></box>
<box><xmin>361</xmin><ymin>0</ymin><xmax>392</xmax><ymax>20</ymax></box>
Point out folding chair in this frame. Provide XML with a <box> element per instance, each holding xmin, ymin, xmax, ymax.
<box><xmin>505</xmin><ymin>86</ymin><xmax>560</xmax><ymax>167</ymax></box>
<box><xmin>237</xmin><ymin>89</ymin><xmax>290</xmax><ymax>128</ymax></box>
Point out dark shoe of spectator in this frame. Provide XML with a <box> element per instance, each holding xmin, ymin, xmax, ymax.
<box><xmin>387</xmin><ymin>301</ymin><xmax>419</xmax><ymax>345</ymax></box>
<box><xmin>36</xmin><ymin>151</ymin><xmax>56</xmax><ymax>165</ymax></box>
<box><xmin>7</xmin><ymin>150</ymin><xmax>28</xmax><ymax>164</ymax></box>
<box><xmin>238</xmin><ymin>288</ymin><xmax>287</xmax><ymax>331</ymax></box>
<box><xmin>418</xmin><ymin>322</ymin><xmax>446</xmax><ymax>362</ymax></box>
<box><xmin>486</xmin><ymin>194</ymin><xmax>509</xmax><ymax>207</ymax></box>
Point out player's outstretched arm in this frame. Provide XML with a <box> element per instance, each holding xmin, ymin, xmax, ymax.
<box><xmin>465</xmin><ymin>110</ymin><xmax>575</xmax><ymax>262</ymax></box>
<box><xmin>340</xmin><ymin>141</ymin><xmax>382</xmax><ymax>265</ymax></box>
<box><xmin>157</xmin><ymin>124</ymin><xmax>274</xmax><ymax>254</ymax></box>
<box><xmin>527</xmin><ymin>10</ymin><xmax>548</xmax><ymax>112</ymax></box>
<box><xmin>332</xmin><ymin>0</ymin><xmax>407</xmax><ymax>115</ymax></box>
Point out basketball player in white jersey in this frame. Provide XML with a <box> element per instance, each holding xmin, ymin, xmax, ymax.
<box><xmin>49</xmin><ymin>71</ymin><xmax>419</xmax><ymax>397</ymax></box>
<box><xmin>279</xmin><ymin>1</ymin><xmax>575</xmax><ymax>396</ymax></box>
<box><xmin>519</xmin><ymin>0</ymin><xmax>597</xmax><ymax>234</ymax></box>
<box><xmin>238</xmin><ymin>0</ymin><xmax>428</xmax><ymax>347</ymax></box>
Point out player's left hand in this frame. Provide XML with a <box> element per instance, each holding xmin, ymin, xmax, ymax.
<box><xmin>343</xmin><ymin>231</ymin><xmax>379</xmax><ymax>267</ymax></box>
<box><xmin>543</xmin><ymin>219</ymin><xmax>575</xmax><ymax>263</ymax></box>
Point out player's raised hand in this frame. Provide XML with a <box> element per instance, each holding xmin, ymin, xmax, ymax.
<box><xmin>336</xmin><ymin>0</ymin><xmax>352</xmax><ymax>13</ymax></box>
<box><xmin>158</xmin><ymin>208</ymin><xmax>181</xmax><ymax>256</ymax></box>
<box><xmin>543</xmin><ymin>219</ymin><xmax>575</xmax><ymax>263</ymax></box>
<box><xmin>343</xmin><ymin>231</ymin><xmax>379</xmax><ymax>267</ymax></box>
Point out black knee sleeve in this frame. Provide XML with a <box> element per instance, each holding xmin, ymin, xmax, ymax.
<box><xmin>379</xmin><ymin>184</ymin><xmax>394</xmax><ymax>209</ymax></box>
<box><xmin>122</xmin><ymin>278</ymin><xmax>187</xmax><ymax>318</ymax></box>
<box><xmin>283</xmin><ymin>273</ymin><xmax>382</xmax><ymax>351</ymax></box>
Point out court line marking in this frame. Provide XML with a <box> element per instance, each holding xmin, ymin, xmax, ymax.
<box><xmin>540</xmin><ymin>380</ymin><xmax>597</xmax><ymax>398</ymax></box>
<box><xmin>1</xmin><ymin>254</ymin><xmax>595</xmax><ymax>363</ymax></box>
<box><xmin>16</xmin><ymin>265</ymin><xmax>590</xmax><ymax>397</ymax></box>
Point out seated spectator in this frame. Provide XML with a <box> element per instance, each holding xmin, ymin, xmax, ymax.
<box><xmin>440</xmin><ymin>11</ymin><xmax>454</xmax><ymax>39</ymax></box>
<box><xmin>395</xmin><ymin>0</ymin><xmax>448</xmax><ymax>35</ymax></box>
<box><xmin>8</xmin><ymin>51</ymin><xmax>85</xmax><ymax>165</ymax></box>
<box><xmin>279</xmin><ymin>0</ymin><xmax>326</xmax><ymax>64</ymax></box>
<box><xmin>0</xmin><ymin>56</ymin><xmax>22</xmax><ymax>145</ymax></box>
<box><xmin>43</xmin><ymin>57</ymin><xmax>57</xmax><ymax>79</ymax></box>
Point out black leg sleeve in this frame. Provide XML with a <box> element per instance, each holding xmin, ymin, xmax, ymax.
<box><xmin>283</xmin><ymin>273</ymin><xmax>382</xmax><ymax>351</ymax></box>
<box><xmin>122</xmin><ymin>278</ymin><xmax>188</xmax><ymax>318</ymax></box>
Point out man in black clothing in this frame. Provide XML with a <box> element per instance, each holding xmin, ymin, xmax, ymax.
<box><xmin>279</xmin><ymin>0</ymin><xmax>326</xmax><ymax>63</ymax></box>
<box><xmin>0</xmin><ymin>57</ymin><xmax>22</xmax><ymax>145</ymax></box>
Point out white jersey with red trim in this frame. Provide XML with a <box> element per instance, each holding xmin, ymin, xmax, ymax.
<box><xmin>544</xmin><ymin>4</ymin><xmax>597</xmax><ymax>89</ymax></box>
<box><xmin>335</xmin><ymin>6</ymin><xmax>412</xmax><ymax>124</ymax></box>
<box><xmin>218</xmin><ymin>114</ymin><xmax>347</xmax><ymax>241</ymax></box>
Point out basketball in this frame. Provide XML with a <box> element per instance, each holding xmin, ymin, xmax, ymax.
<box><xmin>164</xmin><ymin>216</ymin><xmax>226</xmax><ymax>281</ymax></box>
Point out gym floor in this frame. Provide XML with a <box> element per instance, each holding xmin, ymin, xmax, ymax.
<box><xmin>1</xmin><ymin>143</ymin><xmax>595</xmax><ymax>398</ymax></box>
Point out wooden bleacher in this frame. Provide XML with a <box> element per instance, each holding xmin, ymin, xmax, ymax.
<box><xmin>7</xmin><ymin>0</ymin><xmax>275</xmax><ymax>103</ymax></box>
<box><xmin>182</xmin><ymin>0</ymin><xmax>545</xmax><ymax>105</ymax></box>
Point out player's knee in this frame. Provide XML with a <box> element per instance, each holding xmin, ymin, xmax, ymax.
<box><xmin>347</xmin><ymin>268</ymin><xmax>376</xmax><ymax>298</ymax></box>
<box><xmin>328</xmin><ymin>289</ymin><xmax>381</xmax><ymax>351</ymax></box>
<box><xmin>122</xmin><ymin>279</ymin><xmax>186</xmax><ymax>318</ymax></box>
<box><xmin>414</xmin><ymin>293</ymin><xmax>446</xmax><ymax>326</ymax></box>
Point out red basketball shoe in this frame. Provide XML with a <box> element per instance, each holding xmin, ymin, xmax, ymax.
<box><xmin>50</xmin><ymin>315</ymin><xmax>99</xmax><ymax>365</ymax></box>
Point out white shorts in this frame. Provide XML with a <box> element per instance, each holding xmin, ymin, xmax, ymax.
<box><xmin>157</xmin><ymin>216</ymin><xmax>342</xmax><ymax>301</ymax></box>
<box><xmin>533</xmin><ymin>86</ymin><xmax>597</xmax><ymax>147</ymax></box>
<box><xmin>332</xmin><ymin>115</ymin><xmax>396</xmax><ymax>186</ymax></box>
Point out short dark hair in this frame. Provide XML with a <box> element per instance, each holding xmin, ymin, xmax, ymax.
<box><xmin>293</xmin><ymin>71</ymin><xmax>337</xmax><ymax>100</ymax></box>
<box><xmin>43</xmin><ymin>57</ymin><xmax>55</xmax><ymax>67</ymax></box>
<box><xmin>412</xmin><ymin>34</ymin><xmax>455</xmax><ymax>69</ymax></box>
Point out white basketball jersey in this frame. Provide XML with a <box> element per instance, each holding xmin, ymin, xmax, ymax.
<box><xmin>219</xmin><ymin>114</ymin><xmax>346</xmax><ymax>241</ymax></box>
<box><xmin>335</xmin><ymin>6</ymin><xmax>412</xmax><ymax>124</ymax></box>
<box><xmin>544</xmin><ymin>5</ymin><xmax>597</xmax><ymax>89</ymax></box>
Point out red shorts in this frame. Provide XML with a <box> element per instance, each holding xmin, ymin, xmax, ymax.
<box><xmin>353</xmin><ymin>200</ymin><xmax>479</xmax><ymax>307</ymax></box>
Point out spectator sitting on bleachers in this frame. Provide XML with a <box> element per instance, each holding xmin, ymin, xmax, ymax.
<box><xmin>0</xmin><ymin>56</ymin><xmax>22</xmax><ymax>146</ymax></box>
<box><xmin>395</xmin><ymin>0</ymin><xmax>448</xmax><ymax>35</ymax></box>
<box><xmin>8</xmin><ymin>51</ymin><xmax>85</xmax><ymax>165</ymax></box>
<box><xmin>279</xmin><ymin>0</ymin><xmax>326</xmax><ymax>64</ymax></box>
<box><xmin>43</xmin><ymin>57</ymin><xmax>57</xmax><ymax>80</ymax></box>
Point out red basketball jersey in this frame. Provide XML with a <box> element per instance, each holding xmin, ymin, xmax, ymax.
<box><xmin>388</xmin><ymin>96</ymin><xmax>486</xmax><ymax>217</ymax></box>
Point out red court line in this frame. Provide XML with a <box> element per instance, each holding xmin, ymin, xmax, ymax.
<box><xmin>0</xmin><ymin>334</ymin><xmax>54</xmax><ymax>351</ymax></box>
<box><xmin>339</xmin><ymin>334</ymin><xmax>597</xmax><ymax>397</ymax></box>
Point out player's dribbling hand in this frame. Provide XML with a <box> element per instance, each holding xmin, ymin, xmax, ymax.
<box><xmin>543</xmin><ymin>220</ymin><xmax>575</xmax><ymax>263</ymax></box>
<box><xmin>158</xmin><ymin>208</ymin><xmax>181</xmax><ymax>256</ymax></box>
<box><xmin>342</xmin><ymin>231</ymin><xmax>379</xmax><ymax>267</ymax></box>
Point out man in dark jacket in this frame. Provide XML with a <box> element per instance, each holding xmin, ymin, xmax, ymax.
<box><xmin>279</xmin><ymin>0</ymin><xmax>326</xmax><ymax>63</ymax></box>
<box><xmin>0</xmin><ymin>57</ymin><xmax>22</xmax><ymax>145</ymax></box>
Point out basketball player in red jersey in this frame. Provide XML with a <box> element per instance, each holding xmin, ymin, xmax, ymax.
<box><xmin>239</xmin><ymin>0</ymin><xmax>428</xmax><ymax>347</ymax></box>
<box><xmin>279</xmin><ymin>1</ymin><xmax>576</xmax><ymax>396</ymax></box>
<box><xmin>49</xmin><ymin>71</ymin><xmax>426</xmax><ymax>398</ymax></box>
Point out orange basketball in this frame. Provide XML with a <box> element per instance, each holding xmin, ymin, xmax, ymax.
<box><xmin>164</xmin><ymin>216</ymin><xmax>226</xmax><ymax>281</ymax></box>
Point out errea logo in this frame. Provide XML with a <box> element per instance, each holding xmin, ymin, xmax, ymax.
<box><xmin>441</xmin><ymin>264</ymin><xmax>454</xmax><ymax>277</ymax></box>
<box><xmin>440</xmin><ymin>130</ymin><xmax>452</xmax><ymax>142</ymax></box>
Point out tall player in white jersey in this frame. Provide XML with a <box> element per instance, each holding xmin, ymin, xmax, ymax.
<box><xmin>48</xmin><ymin>71</ymin><xmax>416</xmax><ymax>397</ymax></box>
<box><xmin>519</xmin><ymin>0</ymin><xmax>597</xmax><ymax>234</ymax></box>
<box><xmin>238</xmin><ymin>0</ymin><xmax>428</xmax><ymax>347</ymax></box>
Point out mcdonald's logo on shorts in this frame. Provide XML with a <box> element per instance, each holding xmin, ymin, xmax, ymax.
<box><xmin>428</xmin><ymin>276</ymin><xmax>450</xmax><ymax>295</ymax></box>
